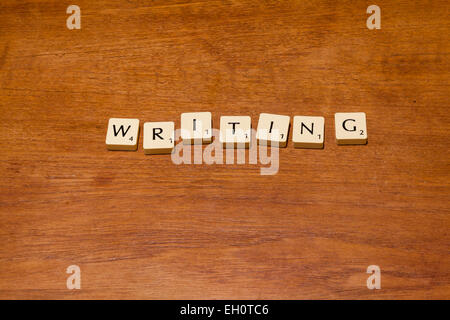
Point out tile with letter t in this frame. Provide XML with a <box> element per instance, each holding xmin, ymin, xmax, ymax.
<box><xmin>256</xmin><ymin>113</ymin><xmax>290</xmax><ymax>147</ymax></box>
<box><xmin>335</xmin><ymin>112</ymin><xmax>368</xmax><ymax>145</ymax></box>
<box><xmin>181</xmin><ymin>112</ymin><xmax>212</xmax><ymax>145</ymax></box>
<box><xmin>292</xmin><ymin>116</ymin><xmax>325</xmax><ymax>149</ymax></box>
<box><xmin>106</xmin><ymin>118</ymin><xmax>140</xmax><ymax>151</ymax></box>
<box><xmin>219</xmin><ymin>116</ymin><xmax>251</xmax><ymax>149</ymax></box>
<box><xmin>143</xmin><ymin>122</ymin><xmax>175</xmax><ymax>154</ymax></box>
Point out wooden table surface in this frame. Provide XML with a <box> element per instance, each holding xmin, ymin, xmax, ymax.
<box><xmin>0</xmin><ymin>0</ymin><xmax>449</xmax><ymax>300</ymax></box>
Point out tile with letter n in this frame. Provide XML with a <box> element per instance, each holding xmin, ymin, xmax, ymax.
<box><xmin>143</xmin><ymin>121</ymin><xmax>175</xmax><ymax>155</ymax></box>
<box><xmin>256</xmin><ymin>113</ymin><xmax>290</xmax><ymax>147</ymax></box>
<box><xmin>105</xmin><ymin>118</ymin><xmax>140</xmax><ymax>151</ymax></box>
<box><xmin>335</xmin><ymin>112</ymin><xmax>368</xmax><ymax>145</ymax></box>
<box><xmin>292</xmin><ymin>116</ymin><xmax>325</xmax><ymax>149</ymax></box>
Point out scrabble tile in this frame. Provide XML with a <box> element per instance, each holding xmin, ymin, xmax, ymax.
<box><xmin>256</xmin><ymin>113</ymin><xmax>290</xmax><ymax>147</ymax></box>
<box><xmin>143</xmin><ymin>122</ymin><xmax>175</xmax><ymax>154</ymax></box>
<box><xmin>180</xmin><ymin>112</ymin><xmax>212</xmax><ymax>144</ymax></box>
<box><xmin>292</xmin><ymin>116</ymin><xmax>325</xmax><ymax>149</ymax></box>
<box><xmin>335</xmin><ymin>112</ymin><xmax>368</xmax><ymax>145</ymax></box>
<box><xmin>105</xmin><ymin>118</ymin><xmax>139</xmax><ymax>151</ymax></box>
<box><xmin>219</xmin><ymin>116</ymin><xmax>251</xmax><ymax>149</ymax></box>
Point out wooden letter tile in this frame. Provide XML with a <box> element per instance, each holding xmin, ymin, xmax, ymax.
<box><xmin>143</xmin><ymin>122</ymin><xmax>175</xmax><ymax>154</ymax></box>
<box><xmin>106</xmin><ymin>118</ymin><xmax>139</xmax><ymax>151</ymax></box>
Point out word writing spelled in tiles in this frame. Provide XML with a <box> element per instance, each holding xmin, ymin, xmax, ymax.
<box><xmin>256</xmin><ymin>113</ymin><xmax>290</xmax><ymax>147</ymax></box>
<box><xmin>106</xmin><ymin>118</ymin><xmax>140</xmax><ymax>151</ymax></box>
<box><xmin>219</xmin><ymin>116</ymin><xmax>251</xmax><ymax>149</ymax></box>
<box><xmin>181</xmin><ymin>112</ymin><xmax>212</xmax><ymax>145</ymax></box>
<box><xmin>335</xmin><ymin>112</ymin><xmax>368</xmax><ymax>145</ymax></box>
<box><xmin>143</xmin><ymin>122</ymin><xmax>175</xmax><ymax>154</ymax></box>
<box><xmin>292</xmin><ymin>116</ymin><xmax>325</xmax><ymax>149</ymax></box>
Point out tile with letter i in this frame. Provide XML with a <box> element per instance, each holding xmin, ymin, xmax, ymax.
<box><xmin>219</xmin><ymin>116</ymin><xmax>251</xmax><ymax>149</ymax></box>
<box><xmin>181</xmin><ymin>112</ymin><xmax>212</xmax><ymax>145</ymax></box>
<box><xmin>143</xmin><ymin>122</ymin><xmax>175</xmax><ymax>154</ymax></box>
<box><xmin>105</xmin><ymin>118</ymin><xmax>140</xmax><ymax>151</ymax></box>
<box><xmin>256</xmin><ymin>113</ymin><xmax>290</xmax><ymax>147</ymax></box>
<box><xmin>292</xmin><ymin>116</ymin><xmax>325</xmax><ymax>149</ymax></box>
<box><xmin>335</xmin><ymin>112</ymin><xmax>368</xmax><ymax>145</ymax></box>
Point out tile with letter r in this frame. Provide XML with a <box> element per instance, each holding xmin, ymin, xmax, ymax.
<box><xmin>335</xmin><ymin>112</ymin><xmax>368</xmax><ymax>145</ymax></box>
<box><xmin>219</xmin><ymin>116</ymin><xmax>251</xmax><ymax>149</ymax></box>
<box><xmin>105</xmin><ymin>118</ymin><xmax>139</xmax><ymax>151</ymax></box>
<box><xmin>292</xmin><ymin>116</ymin><xmax>324</xmax><ymax>149</ymax></box>
<box><xmin>143</xmin><ymin>121</ymin><xmax>175</xmax><ymax>155</ymax></box>
<box><xmin>181</xmin><ymin>112</ymin><xmax>212</xmax><ymax>145</ymax></box>
<box><xmin>256</xmin><ymin>113</ymin><xmax>290</xmax><ymax>147</ymax></box>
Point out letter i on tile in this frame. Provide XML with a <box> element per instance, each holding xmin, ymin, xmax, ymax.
<box><xmin>256</xmin><ymin>113</ymin><xmax>290</xmax><ymax>147</ymax></box>
<box><xmin>181</xmin><ymin>112</ymin><xmax>212</xmax><ymax>145</ymax></box>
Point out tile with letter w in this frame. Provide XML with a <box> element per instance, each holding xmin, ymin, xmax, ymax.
<box><xmin>106</xmin><ymin>118</ymin><xmax>140</xmax><ymax>151</ymax></box>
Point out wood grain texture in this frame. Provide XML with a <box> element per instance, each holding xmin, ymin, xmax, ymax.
<box><xmin>0</xmin><ymin>0</ymin><xmax>449</xmax><ymax>299</ymax></box>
